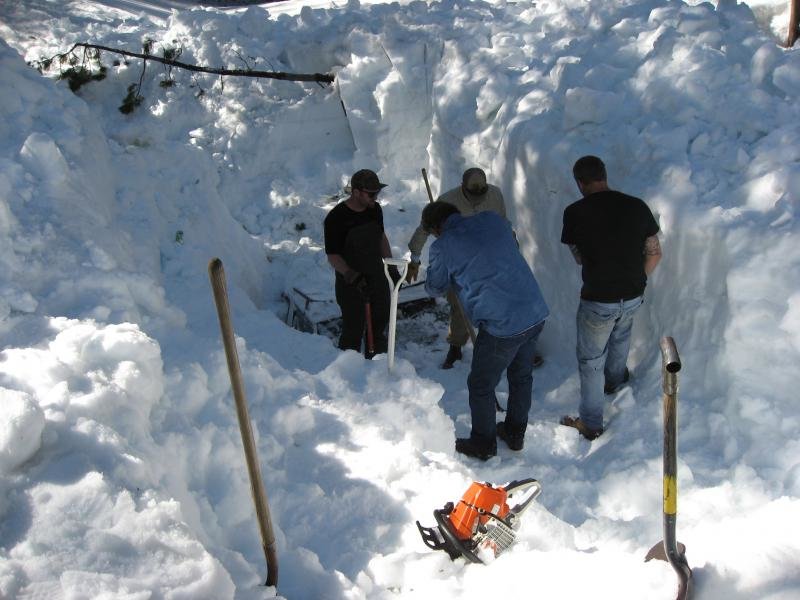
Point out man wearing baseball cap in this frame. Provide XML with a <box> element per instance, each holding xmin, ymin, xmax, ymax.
<box><xmin>324</xmin><ymin>169</ymin><xmax>395</xmax><ymax>358</ymax></box>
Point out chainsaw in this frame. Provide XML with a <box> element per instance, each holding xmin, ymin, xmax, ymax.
<box><xmin>416</xmin><ymin>478</ymin><xmax>542</xmax><ymax>564</ymax></box>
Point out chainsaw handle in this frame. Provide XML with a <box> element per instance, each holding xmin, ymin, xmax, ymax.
<box><xmin>503</xmin><ymin>478</ymin><xmax>542</xmax><ymax>516</ymax></box>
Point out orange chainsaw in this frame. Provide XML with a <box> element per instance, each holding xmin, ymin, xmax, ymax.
<box><xmin>416</xmin><ymin>478</ymin><xmax>542</xmax><ymax>564</ymax></box>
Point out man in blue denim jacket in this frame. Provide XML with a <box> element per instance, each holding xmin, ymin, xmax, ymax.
<box><xmin>560</xmin><ymin>156</ymin><xmax>662</xmax><ymax>441</ymax></box>
<box><xmin>423</xmin><ymin>202</ymin><xmax>549</xmax><ymax>460</ymax></box>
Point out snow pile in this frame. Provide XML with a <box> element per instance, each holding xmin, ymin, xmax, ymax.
<box><xmin>0</xmin><ymin>0</ymin><xmax>799</xmax><ymax>598</ymax></box>
<box><xmin>0</xmin><ymin>389</ymin><xmax>44</xmax><ymax>475</ymax></box>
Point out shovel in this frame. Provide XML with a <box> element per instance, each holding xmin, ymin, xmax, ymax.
<box><xmin>208</xmin><ymin>258</ymin><xmax>278</xmax><ymax>587</ymax></box>
<box><xmin>645</xmin><ymin>336</ymin><xmax>692</xmax><ymax>600</ymax></box>
<box><xmin>383</xmin><ymin>257</ymin><xmax>409</xmax><ymax>372</ymax></box>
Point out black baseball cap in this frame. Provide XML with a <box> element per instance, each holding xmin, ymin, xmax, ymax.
<box><xmin>351</xmin><ymin>169</ymin><xmax>388</xmax><ymax>191</ymax></box>
<box><xmin>462</xmin><ymin>168</ymin><xmax>488</xmax><ymax>195</ymax></box>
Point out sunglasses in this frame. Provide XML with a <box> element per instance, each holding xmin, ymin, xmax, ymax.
<box><xmin>465</xmin><ymin>185</ymin><xmax>488</xmax><ymax>195</ymax></box>
<box><xmin>360</xmin><ymin>189</ymin><xmax>381</xmax><ymax>199</ymax></box>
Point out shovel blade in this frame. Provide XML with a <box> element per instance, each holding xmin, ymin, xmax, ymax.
<box><xmin>645</xmin><ymin>540</ymin><xmax>686</xmax><ymax>562</ymax></box>
<box><xmin>646</xmin><ymin>540</ymin><xmax>693</xmax><ymax>600</ymax></box>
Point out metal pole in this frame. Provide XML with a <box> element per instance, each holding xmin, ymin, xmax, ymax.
<box><xmin>646</xmin><ymin>337</ymin><xmax>692</xmax><ymax>600</ymax></box>
<box><xmin>208</xmin><ymin>258</ymin><xmax>279</xmax><ymax>587</ymax></box>
<box><xmin>384</xmin><ymin>258</ymin><xmax>409</xmax><ymax>372</ymax></box>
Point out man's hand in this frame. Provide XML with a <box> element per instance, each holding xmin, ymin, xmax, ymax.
<box><xmin>568</xmin><ymin>244</ymin><xmax>582</xmax><ymax>265</ymax></box>
<box><xmin>388</xmin><ymin>265</ymin><xmax>403</xmax><ymax>285</ymax></box>
<box><xmin>406</xmin><ymin>261</ymin><xmax>420</xmax><ymax>283</ymax></box>
<box><xmin>344</xmin><ymin>269</ymin><xmax>368</xmax><ymax>294</ymax></box>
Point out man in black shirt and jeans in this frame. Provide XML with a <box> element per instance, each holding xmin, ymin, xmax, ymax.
<box><xmin>560</xmin><ymin>156</ymin><xmax>662</xmax><ymax>440</ymax></box>
<box><xmin>324</xmin><ymin>169</ymin><xmax>395</xmax><ymax>358</ymax></box>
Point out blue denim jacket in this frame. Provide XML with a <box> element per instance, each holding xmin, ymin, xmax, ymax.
<box><xmin>425</xmin><ymin>212</ymin><xmax>549</xmax><ymax>337</ymax></box>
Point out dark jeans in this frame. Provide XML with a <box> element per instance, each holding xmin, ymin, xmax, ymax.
<box><xmin>467</xmin><ymin>321</ymin><xmax>544</xmax><ymax>444</ymax></box>
<box><xmin>335</xmin><ymin>274</ymin><xmax>390</xmax><ymax>357</ymax></box>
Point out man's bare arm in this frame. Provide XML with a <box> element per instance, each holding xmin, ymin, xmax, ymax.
<box><xmin>568</xmin><ymin>244</ymin><xmax>582</xmax><ymax>265</ymax></box>
<box><xmin>380</xmin><ymin>233</ymin><xmax>392</xmax><ymax>259</ymax></box>
<box><xmin>327</xmin><ymin>254</ymin><xmax>353</xmax><ymax>277</ymax></box>
<box><xmin>644</xmin><ymin>235</ymin><xmax>662</xmax><ymax>275</ymax></box>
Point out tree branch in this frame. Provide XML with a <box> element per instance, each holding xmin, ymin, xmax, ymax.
<box><xmin>65</xmin><ymin>42</ymin><xmax>335</xmax><ymax>83</ymax></box>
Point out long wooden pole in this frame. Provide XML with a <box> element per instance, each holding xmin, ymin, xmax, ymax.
<box><xmin>208</xmin><ymin>258</ymin><xmax>279</xmax><ymax>587</ymax></box>
<box><xmin>788</xmin><ymin>0</ymin><xmax>799</xmax><ymax>47</ymax></box>
<box><xmin>422</xmin><ymin>167</ymin><xmax>435</xmax><ymax>206</ymax></box>
<box><xmin>364</xmin><ymin>300</ymin><xmax>375</xmax><ymax>356</ymax></box>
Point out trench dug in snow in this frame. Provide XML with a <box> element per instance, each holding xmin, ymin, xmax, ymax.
<box><xmin>1</xmin><ymin>1</ymin><xmax>799</xmax><ymax>598</ymax></box>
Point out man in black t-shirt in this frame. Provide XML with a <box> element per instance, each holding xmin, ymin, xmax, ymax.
<box><xmin>324</xmin><ymin>169</ymin><xmax>395</xmax><ymax>358</ymax></box>
<box><xmin>559</xmin><ymin>156</ymin><xmax>662</xmax><ymax>441</ymax></box>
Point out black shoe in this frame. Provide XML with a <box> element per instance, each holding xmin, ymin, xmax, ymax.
<box><xmin>604</xmin><ymin>367</ymin><xmax>630</xmax><ymax>395</ymax></box>
<box><xmin>441</xmin><ymin>345</ymin><xmax>463</xmax><ymax>369</ymax></box>
<box><xmin>455</xmin><ymin>437</ymin><xmax>496</xmax><ymax>461</ymax></box>
<box><xmin>560</xmin><ymin>415</ymin><xmax>603</xmax><ymax>441</ymax></box>
<box><xmin>532</xmin><ymin>355</ymin><xmax>544</xmax><ymax>369</ymax></box>
<box><xmin>497</xmin><ymin>422</ymin><xmax>525</xmax><ymax>451</ymax></box>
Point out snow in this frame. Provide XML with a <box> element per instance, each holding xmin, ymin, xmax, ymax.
<box><xmin>0</xmin><ymin>0</ymin><xmax>799</xmax><ymax>598</ymax></box>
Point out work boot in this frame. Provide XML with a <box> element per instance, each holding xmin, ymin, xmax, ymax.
<box><xmin>560</xmin><ymin>415</ymin><xmax>603</xmax><ymax>441</ymax></box>
<box><xmin>497</xmin><ymin>422</ymin><xmax>525</xmax><ymax>451</ymax></box>
<box><xmin>441</xmin><ymin>344</ymin><xmax>463</xmax><ymax>369</ymax></box>
<box><xmin>455</xmin><ymin>436</ymin><xmax>496</xmax><ymax>461</ymax></box>
<box><xmin>604</xmin><ymin>367</ymin><xmax>630</xmax><ymax>395</ymax></box>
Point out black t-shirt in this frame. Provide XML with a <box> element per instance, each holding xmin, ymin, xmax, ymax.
<box><xmin>561</xmin><ymin>190</ymin><xmax>659</xmax><ymax>302</ymax></box>
<box><xmin>324</xmin><ymin>201</ymin><xmax>385</xmax><ymax>276</ymax></box>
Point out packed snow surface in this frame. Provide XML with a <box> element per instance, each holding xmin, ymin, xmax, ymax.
<box><xmin>0</xmin><ymin>0</ymin><xmax>799</xmax><ymax>598</ymax></box>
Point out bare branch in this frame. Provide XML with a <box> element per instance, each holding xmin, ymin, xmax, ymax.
<box><xmin>58</xmin><ymin>42</ymin><xmax>335</xmax><ymax>83</ymax></box>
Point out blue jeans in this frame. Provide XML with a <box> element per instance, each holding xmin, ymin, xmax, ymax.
<box><xmin>576</xmin><ymin>296</ymin><xmax>643</xmax><ymax>431</ymax></box>
<box><xmin>467</xmin><ymin>321</ymin><xmax>545</xmax><ymax>444</ymax></box>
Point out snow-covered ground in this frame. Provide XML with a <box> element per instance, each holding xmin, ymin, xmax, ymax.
<box><xmin>0</xmin><ymin>0</ymin><xmax>799</xmax><ymax>598</ymax></box>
